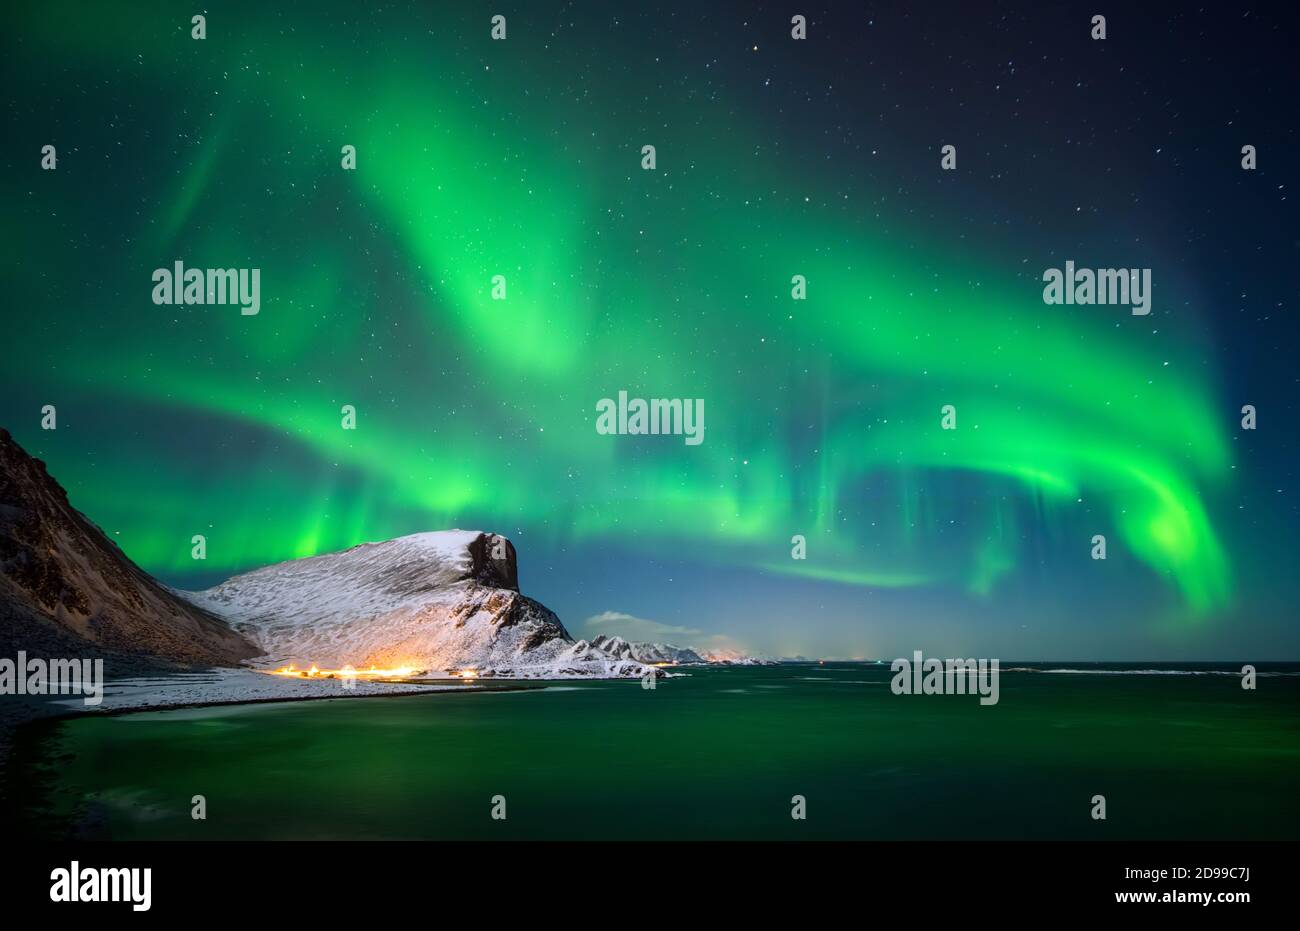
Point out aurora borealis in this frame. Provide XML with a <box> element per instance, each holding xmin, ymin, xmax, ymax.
<box><xmin>2</xmin><ymin>2</ymin><xmax>1297</xmax><ymax>659</ymax></box>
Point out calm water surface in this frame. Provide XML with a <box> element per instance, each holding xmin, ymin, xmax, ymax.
<box><xmin>10</xmin><ymin>663</ymin><xmax>1299</xmax><ymax>839</ymax></box>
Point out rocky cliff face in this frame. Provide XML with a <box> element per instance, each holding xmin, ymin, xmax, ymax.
<box><xmin>181</xmin><ymin>530</ymin><xmax>656</xmax><ymax>678</ymax></box>
<box><xmin>0</xmin><ymin>429</ymin><xmax>258</xmax><ymax>666</ymax></box>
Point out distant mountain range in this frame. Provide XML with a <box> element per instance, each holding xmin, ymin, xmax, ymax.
<box><xmin>589</xmin><ymin>635</ymin><xmax>773</xmax><ymax>666</ymax></box>
<box><xmin>1</xmin><ymin>430</ymin><xmax>762</xmax><ymax>678</ymax></box>
<box><xmin>590</xmin><ymin>636</ymin><xmax>706</xmax><ymax>664</ymax></box>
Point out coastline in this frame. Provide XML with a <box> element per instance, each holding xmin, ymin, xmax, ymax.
<box><xmin>0</xmin><ymin>667</ymin><xmax>547</xmax><ymax>785</ymax></box>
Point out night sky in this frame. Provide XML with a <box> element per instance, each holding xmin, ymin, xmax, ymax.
<box><xmin>3</xmin><ymin>2</ymin><xmax>1296</xmax><ymax>660</ymax></box>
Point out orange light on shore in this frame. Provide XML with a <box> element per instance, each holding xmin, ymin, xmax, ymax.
<box><xmin>267</xmin><ymin>663</ymin><xmax>421</xmax><ymax>680</ymax></box>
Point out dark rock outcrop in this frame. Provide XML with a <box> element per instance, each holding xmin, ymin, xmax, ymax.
<box><xmin>0</xmin><ymin>429</ymin><xmax>258</xmax><ymax>666</ymax></box>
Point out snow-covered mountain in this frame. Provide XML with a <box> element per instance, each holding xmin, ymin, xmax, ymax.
<box><xmin>181</xmin><ymin>530</ymin><xmax>658</xmax><ymax>679</ymax></box>
<box><xmin>589</xmin><ymin>635</ymin><xmax>706</xmax><ymax>665</ymax></box>
<box><xmin>698</xmin><ymin>648</ymin><xmax>775</xmax><ymax>666</ymax></box>
<box><xmin>590</xmin><ymin>635</ymin><xmax>777</xmax><ymax>666</ymax></box>
<box><xmin>0</xmin><ymin>428</ymin><xmax>736</xmax><ymax>681</ymax></box>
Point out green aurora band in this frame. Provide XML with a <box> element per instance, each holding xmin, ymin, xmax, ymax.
<box><xmin>4</xmin><ymin>3</ymin><xmax>1231</xmax><ymax>618</ymax></box>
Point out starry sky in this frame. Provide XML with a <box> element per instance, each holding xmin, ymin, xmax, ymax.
<box><xmin>2</xmin><ymin>1</ymin><xmax>1297</xmax><ymax>660</ymax></box>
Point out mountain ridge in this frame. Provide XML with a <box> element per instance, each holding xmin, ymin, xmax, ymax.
<box><xmin>0</xmin><ymin>429</ymin><xmax>258</xmax><ymax>667</ymax></box>
<box><xmin>1</xmin><ymin>429</ymin><xmax>749</xmax><ymax>680</ymax></box>
<box><xmin>180</xmin><ymin>529</ymin><xmax>657</xmax><ymax>678</ymax></box>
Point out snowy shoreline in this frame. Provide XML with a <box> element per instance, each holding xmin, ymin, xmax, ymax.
<box><xmin>47</xmin><ymin>667</ymin><xmax>534</xmax><ymax>716</ymax></box>
<box><xmin>0</xmin><ymin>668</ymin><xmax>544</xmax><ymax>766</ymax></box>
